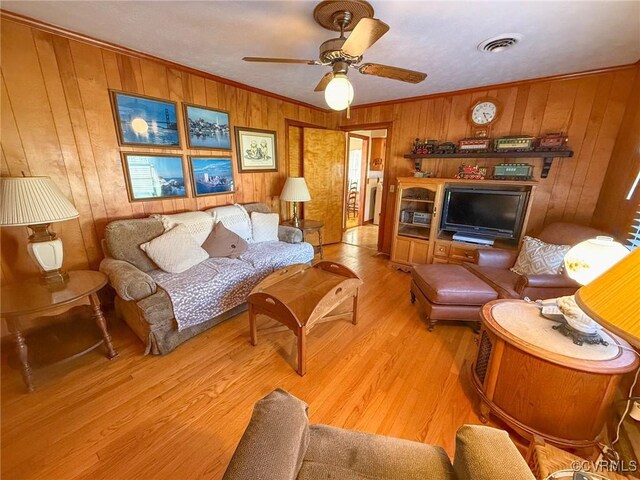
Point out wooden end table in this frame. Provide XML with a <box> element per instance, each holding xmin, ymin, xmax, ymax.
<box><xmin>247</xmin><ymin>261</ymin><xmax>362</xmax><ymax>376</ymax></box>
<box><xmin>472</xmin><ymin>299</ymin><xmax>638</xmax><ymax>450</ymax></box>
<box><xmin>1</xmin><ymin>270</ymin><xmax>118</xmax><ymax>392</ymax></box>
<box><xmin>281</xmin><ymin>219</ymin><xmax>324</xmax><ymax>259</ymax></box>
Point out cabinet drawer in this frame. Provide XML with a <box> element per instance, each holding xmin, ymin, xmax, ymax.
<box><xmin>432</xmin><ymin>257</ymin><xmax>449</xmax><ymax>264</ymax></box>
<box><xmin>450</xmin><ymin>245</ymin><xmax>477</xmax><ymax>263</ymax></box>
<box><xmin>433</xmin><ymin>241</ymin><xmax>450</xmax><ymax>257</ymax></box>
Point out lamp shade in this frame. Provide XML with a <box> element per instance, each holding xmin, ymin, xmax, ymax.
<box><xmin>281</xmin><ymin>177</ymin><xmax>311</xmax><ymax>202</ymax></box>
<box><xmin>575</xmin><ymin>248</ymin><xmax>640</xmax><ymax>347</ymax></box>
<box><xmin>564</xmin><ymin>236</ymin><xmax>629</xmax><ymax>286</ymax></box>
<box><xmin>0</xmin><ymin>177</ymin><xmax>79</xmax><ymax>226</ymax></box>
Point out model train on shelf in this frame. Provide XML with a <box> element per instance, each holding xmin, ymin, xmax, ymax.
<box><xmin>410</xmin><ymin>133</ymin><xmax>569</xmax><ymax>155</ymax></box>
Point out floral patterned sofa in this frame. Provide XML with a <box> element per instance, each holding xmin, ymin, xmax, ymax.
<box><xmin>99</xmin><ymin>203</ymin><xmax>314</xmax><ymax>354</ymax></box>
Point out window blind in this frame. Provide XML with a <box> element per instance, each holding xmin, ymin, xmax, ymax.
<box><xmin>628</xmin><ymin>207</ymin><xmax>640</xmax><ymax>250</ymax></box>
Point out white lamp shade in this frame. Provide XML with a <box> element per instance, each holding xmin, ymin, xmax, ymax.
<box><xmin>0</xmin><ymin>177</ymin><xmax>79</xmax><ymax>226</ymax></box>
<box><xmin>324</xmin><ymin>74</ymin><xmax>354</xmax><ymax>111</ymax></box>
<box><xmin>564</xmin><ymin>236</ymin><xmax>630</xmax><ymax>285</ymax></box>
<box><xmin>281</xmin><ymin>177</ymin><xmax>311</xmax><ymax>202</ymax></box>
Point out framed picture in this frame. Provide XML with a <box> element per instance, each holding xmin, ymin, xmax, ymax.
<box><xmin>111</xmin><ymin>91</ymin><xmax>180</xmax><ymax>147</ymax></box>
<box><xmin>188</xmin><ymin>156</ymin><xmax>235</xmax><ymax>196</ymax></box>
<box><xmin>121</xmin><ymin>154</ymin><xmax>187</xmax><ymax>201</ymax></box>
<box><xmin>234</xmin><ymin>127</ymin><xmax>278</xmax><ymax>173</ymax></box>
<box><xmin>184</xmin><ymin>103</ymin><xmax>231</xmax><ymax>150</ymax></box>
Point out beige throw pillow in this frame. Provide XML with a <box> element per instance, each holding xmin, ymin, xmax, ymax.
<box><xmin>251</xmin><ymin>212</ymin><xmax>280</xmax><ymax>243</ymax></box>
<box><xmin>511</xmin><ymin>236</ymin><xmax>571</xmax><ymax>276</ymax></box>
<box><xmin>151</xmin><ymin>211</ymin><xmax>213</xmax><ymax>245</ymax></box>
<box><xmin>140</xmin><ymin>224</ymin><xmax>209</xmax><ymax>273</ymax></box>
<box><xmin>202</xmin><ymin>222</ymin><xmax>248</xmax><ymax>258</ymax></box>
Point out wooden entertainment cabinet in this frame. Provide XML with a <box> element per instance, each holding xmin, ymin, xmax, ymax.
<box><xmin>390</xmin><ymin>177</ymin><xmax>537</xmax><ymax>270</ymax></box>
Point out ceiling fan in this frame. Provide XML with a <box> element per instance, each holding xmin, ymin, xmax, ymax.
<box><xmin>243</xmin><ymin>0</ymin><xmax>427</xmax><ymax>111</ymax></box>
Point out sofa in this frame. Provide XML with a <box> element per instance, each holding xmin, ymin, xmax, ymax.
<box><xmin>99</xmin><ymin>203</ymin><xmax>314</xmax><ymax>354</ymax></box>
<box><xmin>465</xmin><ymin>222</ymin><xmax>606</xmax><ymax>300</ymax></box>
<box><xmin>223</xmin><ymin>389</ymin><xmax>535</xmax><ymax>480</ymax></box>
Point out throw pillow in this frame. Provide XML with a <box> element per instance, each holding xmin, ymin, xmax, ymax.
<box><xmin>202</xmin><ymin>222</ymin><xmax>248</xmax><ymax>258</ymax></box>
<box><xmin>139</xmin><ymin>224</ymin><xmax>209</xmax><ymax>274</ymax></box>
<box><xmin>207</xmin><ymin>204</ymin><xmax>253</xmax><ymax>242</ymax></box>
<box><xmin>251</xmin><ymin>212</ymin><xmax>280</xmax><ymax>243</ymax></box>
<box><xmin>510</xmin><ymin>236</ymin><xmax>571</xmax><ymax>276</ymax></box>
<box><xmin>151</xmin><ymin>211</ymin><xmax>213</xmax><ymax>246</ymax></box>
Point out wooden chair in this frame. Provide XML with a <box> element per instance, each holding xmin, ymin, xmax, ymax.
<box><xmin>347</xmin><ymin>182</ymin><xmax>359</xmax><ymax>219</ymax></box>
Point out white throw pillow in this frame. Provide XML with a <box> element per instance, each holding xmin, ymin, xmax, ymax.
<box><xmin>140</xmin><ymin>224</ymin><xmax>209</xmax><ymax>273</ymax></box>
<box><xmin>251</xmin><ymin>212</ymin><xmax>280</xmax><ymax>243</ymax></box>
<box><xmin>207</xmin><ymin>204</ymin><xmax>253</xmax><ymax>242</ymax></box>
<box><xmin>511</xmin><ymin>236</ymin><xmax>571</xmax><ymax>276</ymax></box>
<box><xmin>151</xmin><ymin>211</ymin><xmax>213</xmax><ymax>246</ymax></box>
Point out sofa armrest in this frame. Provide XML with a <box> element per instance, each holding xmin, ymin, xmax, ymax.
<box><xmin>99</xmin><ymin>258</ymin><xmax>157</xmax><ymax>302</ymax></box>
<box><xmin>474</xmin><ymin>248</ymin><xmax>518</xmax><ymax>268</ymax></box>
<box><xmin>453</xmin><ymin>425</ymin><xmax>535</xmax><ymax>480</ymax></box>
<box><xmin>515</xmin><ymin>273</ymin><xmax>579</xmax><ymax>293</ymax></box>
<box><xmin>278</xmin><ymin>225</ymin><xmax>303</xmax><ymax>244</ymax></box>
<box><xmin>223</xmin><ymin>389</ymin><xmax>310</xmax><ymax>480</ymax></box>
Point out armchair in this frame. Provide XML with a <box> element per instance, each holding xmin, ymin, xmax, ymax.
<box><xmin>465</xmin><ymin>222</ymin><xmax>607</xmax><ymax>300</ymax></box>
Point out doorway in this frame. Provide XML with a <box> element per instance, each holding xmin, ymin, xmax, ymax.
<box><xmin>342</xmin><ymin>129</ymin><xmax>387</xmax><ymax>250</ymax></box>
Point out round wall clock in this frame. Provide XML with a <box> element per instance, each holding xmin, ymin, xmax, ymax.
<box><xmin>469</xmin><ymin>98</ymin><xmax>500</xmax><ymax>137</ymax></box>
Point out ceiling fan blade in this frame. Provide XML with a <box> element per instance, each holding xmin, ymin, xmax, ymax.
<box><xmin>358</xmin><ymin>63</ymin><xmax>427</xmax><ymax>84</ymax></box>
<box><xmin>314</xmin><ymin>72</ymin><xmax>333</xmax><ymax>92</ymax></box>
<box><xmin>243</xmin><ymin>57</ymin><xmax>320</xmax><ymax>65</ymax></box>
<box><xmin>341</xmin><ymin>18</ymin><xmax>390</xmax><ymax>57</ymax></box>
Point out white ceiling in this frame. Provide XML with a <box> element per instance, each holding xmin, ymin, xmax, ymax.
<box><xmin>4</xmin><ymin>1</ymin><xmax>640</xmax><ymax>108</ymax></box>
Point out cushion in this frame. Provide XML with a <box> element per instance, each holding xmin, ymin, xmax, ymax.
<box><xmin>251</xmin><ymin>212</ymin><xmax>280</xmax><ymax>243</ymax></box>
<box><xmin>104</xmin><ymin>218</ymin><xmax>165</xmax><ymax>272</ymax></box>
<box><xmin>140</xmin><ymin>224</ymin><xmax>209</xmax><ymax>274</ymax></box>
<box><xmin>238</xmin><ymin>241</ymin><xmax>315</xmax><ymax>275</ymax></box>
<box><xmin>412</xmin><ymin>264</ymin><xmax>498</xmax><ymax>305</ymax></box>
<box><xmin>222</xmin><ymin>389</ymin><xmax>310</xmax><ymax>480</ymax></box>
<box><xmin>202</xmin><ymin>222</ymin><xmax>248</xmax><ymax>258</ymax></box>
<box><xmin>207</xmin><ymin>204</ymin><xmax>253</xmax><ymax>242</ymax></box>
<box><xmin>465</xmin><ymin>264</ymin><xmax>520</xmax><ymax>299</ymax></box>
<box><xmin>511</xmin><ymin>236</ymin><xmax>570</xmax><ymax>276</ymax></box>
<box><xmin>152</xmin><ymin>211</ymin><xmax>214</xmax><ymax>245</ymax></box>
<box><xmin>298</xmin><ymin>424</ymin><xmax>455</xmax><ymax>480</ymax></box>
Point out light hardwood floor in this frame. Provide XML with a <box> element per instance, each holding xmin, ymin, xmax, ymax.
<box><xmin>1</xmin><ymin>243</ymin><xmax>490</xmax><ymax>479</ymax></box>
<box><xmin>343</xmin><ymin>224</ymin><xmax>379</xmax><ymax>250</ymax></box>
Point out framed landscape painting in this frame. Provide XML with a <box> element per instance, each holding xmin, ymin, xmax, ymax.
<box><xmin>184</xmin><ymin>104</ymin><xmax>231</xmax><ymax>150</ymax></box>
<box><xmin>111</xmin><ymin>91</ymin><xmax>180</xmax><ymax>147</ymax></box>
<box><xmin>189</xmin><ymin>156</ymin><xmax>235</xmax><ymax>196</ymax></box>
<box><xmin>122</xmin><ymin>154</ymin><xmax>187</xmax><ymax>201</ymax></box>
<box><xmin>234</xmin><ymin>127</ymin><xmax>278</xmax><ymax>173</ymax></box>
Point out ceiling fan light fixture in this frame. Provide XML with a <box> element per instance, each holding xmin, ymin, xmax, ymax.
<box><xmin>324</xmin><ymin>73</ymin><xmax>354</xmax><ymax>111</ymax></box>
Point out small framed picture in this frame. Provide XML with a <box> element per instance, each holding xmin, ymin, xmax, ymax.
<box><xmin>183</xmin><ymin>103</ymin><xmax>231</xmax><ymax>150</ymax></box>
<box><xmin>234</xmin><ymin>127</ymin><xmax>278</xmax><ymax>173</ymax></box>
<box><xmin>111</xmin><ymin>91</ymin><xmax>181</xmax><ymax>147</ymax></box>
<box><xmin>122</xmin><ymin>154</ymin><xmax>187</xmax><ymax>201</ymax></box>
<box><xmin>189</xmin><ymin>156</ymin><xmax>235</xmax><ymax>196</ymax></box>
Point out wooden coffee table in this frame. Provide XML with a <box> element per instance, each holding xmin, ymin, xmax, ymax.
<box><xmin>247</xmin><ymin>261</ymin><xmax>363</xmax><ymax>376</ymax></box>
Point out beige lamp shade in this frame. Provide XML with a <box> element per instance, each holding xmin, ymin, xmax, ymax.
<box><xmin>0</xmin><ymin>176</ymin><xmax>79</xmax><ymax>226</ymax></box>
<box><xmin>575</xmin><ymin>248</ymin><xmax>640</xmax><ymax>348</ymax></box>
<box><xmin>281</xmin><ymin>177</ymin><xmax>311</xmax><ymax>202</ymax></box>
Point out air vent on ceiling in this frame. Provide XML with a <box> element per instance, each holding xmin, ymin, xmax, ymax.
<box><xmin>478</xmin><ymin>34</ymin><xmax>522</xmax><ymax>53</ymax></box>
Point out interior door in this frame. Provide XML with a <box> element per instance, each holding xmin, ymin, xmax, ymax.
<box><xmin>302</xmin><ymin>127</ymin><xmax>346</xmax><ymax>245</ymax></box>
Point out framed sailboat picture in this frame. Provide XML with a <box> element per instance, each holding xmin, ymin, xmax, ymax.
<box><xmin>121</xmin><ymin>154</ymin><xmax>187</xmax><ymax>201</ymax></box>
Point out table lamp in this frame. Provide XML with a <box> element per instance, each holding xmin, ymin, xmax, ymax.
<box><xmin>280</xmin><ymin>177</ymin><xmax>311</xmax><ymax>228</ymax></box>
<box><xmin>0</xmin><ymin>176</ymin><xmax>79</xmax><ymax>287</ymax></box>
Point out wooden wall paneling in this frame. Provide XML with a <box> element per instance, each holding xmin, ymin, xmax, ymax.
<box><xmin>592</xmin><ymin>65</ymin><xmax>640</xmax><ymax>239</ymax></box>
<box><xmin>0</xmin><ymin>77</ymin><xmax>31</xmax><ymax>176</ymax></box>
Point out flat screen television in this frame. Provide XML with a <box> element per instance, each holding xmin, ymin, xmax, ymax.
<box><xmin>440</xmin><ymin>187</ymin><xmax>529</xmax><ymax>241</ymax></box>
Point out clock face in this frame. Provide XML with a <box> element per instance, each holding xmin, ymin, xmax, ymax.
<box><xmin>471</xmin><ymin>101</ymin><xmax>498</xmax><ymax>125</ymax></box>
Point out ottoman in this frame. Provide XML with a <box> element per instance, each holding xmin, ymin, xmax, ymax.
<box><xmin>410</xmin><ymin>264</ymin><xmax>498</xmax><ymax>331</ymax></box>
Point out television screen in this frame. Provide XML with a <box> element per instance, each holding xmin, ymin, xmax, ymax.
<box><xmin>441</xmin><ymin>188</ymin><xmax>528</xmax><ymax>239</ymax></box>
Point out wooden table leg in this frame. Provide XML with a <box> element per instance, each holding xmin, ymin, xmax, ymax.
<box><xmin>249</xmin><ymin>304</ymin><xmax>257</xmax><ymax>346</ymax></box>
<box><xmin>8</xmin><ymin>319</ymin><xmax>34</xmax><ymax>393</ymax></box>
<box><xmin>297</xmin><ymin>326</ymin><xmax>306</xmax><ymax>376</ymax></box>
<box><xmin>90</xmin><ymin>293</ymin><xmax>118</xmax><ymax>359</ymax></box>
<box><xmin>352</xmin><ymin>292</ymin><xmax>359</xmax><ymax>325</ymax></box>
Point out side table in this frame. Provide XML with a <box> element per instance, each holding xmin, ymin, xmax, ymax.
<box><xmin>282</xmin><ymin>219</ymin><xmax>324</xmax><ymax>259</ymax></box>
<box><xmin>472</xmin><ymin>299</ymin><xmax>638</xmax><ymax>449</ymax></box>
<box><xmin>1</xmin><ymin>270</ymin><xmax>118</xmax><ymax>392</ymax></box>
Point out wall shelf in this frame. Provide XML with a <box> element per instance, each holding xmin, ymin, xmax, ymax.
<box><xmin>403</xmin><ymin>150</ymin><xmax>574</xmax><ymax>178</ymax></box>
